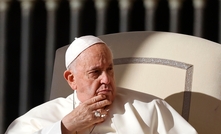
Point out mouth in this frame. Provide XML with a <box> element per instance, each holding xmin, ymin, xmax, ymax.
<box><xmin>96</xmin><ymin>84</ymin><xmax>112</xmax><ymax>95</ymax></box>
<box><xmin>97</xmin><ymin>89</ymin><xmax>111</xmax><ymax>95</ymax></box>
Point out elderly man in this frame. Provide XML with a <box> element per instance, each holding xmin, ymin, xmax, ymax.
<box><xmin>5</xmin><ymin>35</ymin><xmax>197</xmax><ymax>134</ymax></box>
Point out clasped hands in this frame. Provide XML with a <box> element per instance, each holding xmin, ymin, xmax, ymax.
<box><xmin>61</xmin><ymin>95</ymin><xmax>111</xmax><ymax>134</ymax></box>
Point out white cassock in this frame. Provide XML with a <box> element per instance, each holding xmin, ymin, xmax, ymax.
<box><xmin>5</xmin><ymin>87</ymin><xmax>198</xmax><ymax>134</ymax></box>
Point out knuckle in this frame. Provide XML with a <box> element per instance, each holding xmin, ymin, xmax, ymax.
<box><xmin>92</xmin><ymin>97</ymin><xmax>98</xmax><ymax>103</ymax></box>
<box><xmin>96</xmin><ymin>101</ymin><xmax>102</xmax><ymax>107</ymax></box>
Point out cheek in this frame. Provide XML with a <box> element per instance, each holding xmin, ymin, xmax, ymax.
<box><xmin>90</xmin><ymin>80</ymin><xmax>101</xmax><ymax>90</ymax></box>
<box><xmin>79</xmin><ymin>79</ymin><xmax>99</xmax><ymax>94</ymax></box>
<box><xmin>110</xmin><ymin>75</ymin><xmax>116</xmax><ymax>85</ymax></box>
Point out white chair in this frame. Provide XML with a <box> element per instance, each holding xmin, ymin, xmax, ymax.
<box><xmin>50</xmin><ymin>31</ymin><xmax>221</xmax><ymax>134</ymax></box>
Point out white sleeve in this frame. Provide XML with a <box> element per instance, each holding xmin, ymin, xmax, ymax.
<box><xmin>5</xmin><ymin>96</ymin><xmax>73</xmax><ymax>134</ymax></box>
<box><xmin>5</xmin><ymin>120</ymin><xmax>62</xmax><ymax>134</ymax></box>
<box><xmin>34</xmin><ymin>121</ymin><xmax>62</xmax><ymax>134</ymax></box>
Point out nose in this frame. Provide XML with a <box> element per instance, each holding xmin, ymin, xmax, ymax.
<box><xmin>100</xmin><ymin>71</ymin><xmax>110</xmax><ymax>84</ymax></box>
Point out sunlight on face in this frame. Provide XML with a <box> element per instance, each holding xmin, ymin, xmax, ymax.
<box><xmin>72</xmin><ymin>43</ymin><xmax>116</xmax><ymax>102</ymax></box>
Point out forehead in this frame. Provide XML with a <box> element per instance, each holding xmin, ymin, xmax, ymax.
<box><xmin>76</xmin><ymin>43</ymin><xmax>113</xmax><ymax>65</ymax></box>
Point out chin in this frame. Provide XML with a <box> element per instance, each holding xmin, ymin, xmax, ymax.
<box><xmin>108</xmin><ymin>94</ymin><xmax>116</xmax><ymax>102</ymax></box>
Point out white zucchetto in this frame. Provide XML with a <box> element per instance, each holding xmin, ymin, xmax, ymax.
<box><xmin>65</xmin><ymin>35</ymin><xmax>106</xmax><ymax>68</ymax></box>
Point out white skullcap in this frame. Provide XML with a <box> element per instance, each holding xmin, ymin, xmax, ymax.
<box><xmin>65</xmin><ymin>35</ymin><xmax>106</xmax><ymax>68</ymax></box>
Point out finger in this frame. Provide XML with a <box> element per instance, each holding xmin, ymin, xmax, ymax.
<box><xmin>84</xmin><ymin>95</ymin><xmax>106</xmax><ymax>105</ymax></box>
<box><xmin>95</xmin><ymin>109</ymin><xmax>107</xmax><ymax>117</ymax></box>
<box><xmin>92</xmin><ymin>109</ymin><xmax>109</xmax><ymax>124</ymax></box>
<box><xmin>91</xmin><ymin>99</ymin><xmax>112</xmax><ymax>110</ymax></box>
<box><xmin>100</xmin><ymin>109</ymin><xmax>109</xmax><ymax>118</ymax></box>
<box><xmin>93</xmin><ymin>110</ymin><xmax>107</xmax><ymax>120</ymax></box>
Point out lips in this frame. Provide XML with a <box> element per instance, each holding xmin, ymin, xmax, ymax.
<box><xmin>96</xmin><ymin>83</ymin><xmax>113</xmax><ymax>96</ymax></box>
<box><xmin>97</xmin><ymin>89</ymin><xmax>111</xmax><ymax>95</ymax></box>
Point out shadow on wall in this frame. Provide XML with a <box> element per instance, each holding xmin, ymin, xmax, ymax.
<box><xmin>165</xmin><ymin>92</ymin><xmax>221</xmax><ymax>134</ymax></box>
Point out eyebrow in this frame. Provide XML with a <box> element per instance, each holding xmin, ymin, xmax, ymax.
<box><xmin>86</xmin><ymin>66</ymin><xmax>100</xmax><ymax>74</ymax></box>
<box><xmin>88</xmin><ymin>63</ymin><xmax>113</xmax><ymax>71</ymax></box>
<box><xmin>109</xmin><ymin>63</ymin><xmax>113</xmax><ymax>67</ymax></box>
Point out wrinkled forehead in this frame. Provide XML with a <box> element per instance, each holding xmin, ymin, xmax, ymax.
<box><xmin>77</xmin><ymin>43</ymin><xmax>113</xmax><ymax>62</ymax></box>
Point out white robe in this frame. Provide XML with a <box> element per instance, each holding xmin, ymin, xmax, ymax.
<box><xmin>5</xmin><ymin>88</ymin><xmax>198</xmax><ymax>134</ymax></box>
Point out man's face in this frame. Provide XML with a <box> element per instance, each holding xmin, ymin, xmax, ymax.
<box><xmin>72</xmin><ymin>43</ymin><xmax>116</xmax><ymax>103</ymax></box>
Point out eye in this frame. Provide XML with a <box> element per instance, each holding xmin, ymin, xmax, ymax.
<box><xmin>92</xmin><ymin>70</ymin><xmax>100</xmax><ymax>74</ymax></box>
<box><xmin>88</xmin><ymin>69</ymin><xmax>101</xmax><ymax>79</ymax></box>
<box><xmin>107</xmin><ymin>66</ymin><xmax>114</xmax><ymax>74</ymax></box>
<box><xmin>107</xmin><ymin>67</ymin><xmax>113</xmax><ymax>71</ymax></box>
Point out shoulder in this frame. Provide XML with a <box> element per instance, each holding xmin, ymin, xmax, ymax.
<box><xmin>6</xmin><ymin>94</ymin><xmax>74</xmax><ymax>133</ymax></box>
<box><xmin>114</xmin><ymin>87</ymin><xmax>175</xmax><ymax>114</ymax></box>
<box><xmin>116</xmin><ymin>87</ymin><xmax>163</xmax><ymax>103</ymax></box>
<box><xmin>29</xmin><ymin>93</ymin><xmax>73</xmax><ymax>113</ymax></box>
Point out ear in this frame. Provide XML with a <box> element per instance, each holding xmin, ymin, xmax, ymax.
<box><xmin>63</xmin><ymin>70</ymin><xmax>77</xmax><ymax>90</ymax></box>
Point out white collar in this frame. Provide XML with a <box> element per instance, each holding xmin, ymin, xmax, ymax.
<box><xmin>74</xmin><ymin>91</ymin><xmax>81</xmax><ymax>108</ymax></box>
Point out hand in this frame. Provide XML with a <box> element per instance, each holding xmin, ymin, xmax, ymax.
<box><xmin>61</xmin><ymin>95</ymin><xmax>111</xmax><ymax>134</ymax></box>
